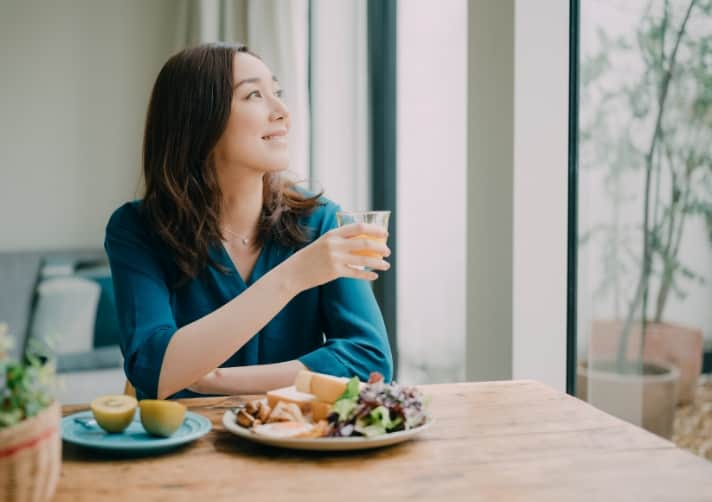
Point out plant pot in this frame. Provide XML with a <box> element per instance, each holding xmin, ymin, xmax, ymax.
<box><xmin>577</xmin><ymin>360</ymin><xmax>679</xmax><ymax>439</ymax></box>
<box><xmin>590</xmin><ymin>319</ymin><xmax>703</xmax><ymax>405</ymax></box>
<box><xmin>0</xmin><ymin>401</ymin><xmax>61</xmax><ymax>502</ymax></box>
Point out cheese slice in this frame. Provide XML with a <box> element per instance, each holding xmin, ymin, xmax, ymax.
<box><xmin>266</xmin><ymin>386</ymin><xmax>316</xmax><ymax>412</ymax></box>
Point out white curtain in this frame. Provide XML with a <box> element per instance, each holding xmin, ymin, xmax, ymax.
<box><xmin>309</xmin><ymin>0</ymin><xmax>370</xmax><ymax>212</ymax></box>
<box><xmin>174</xmin><ymin>0</ymin><xmax>310</xmax><ymax>182</ymax></box>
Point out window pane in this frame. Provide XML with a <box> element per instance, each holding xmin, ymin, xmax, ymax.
<box><xmin>577</xmin><ymin>0</ymin><xmax>712</xmax><ymax>451</ymax></box>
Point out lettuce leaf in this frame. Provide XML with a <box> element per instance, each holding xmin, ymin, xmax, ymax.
<box><xmin>332</xmin><ymin>396</ymin><xmax>358</xmax><ymax>421</ymax></box>
<box><xmin>338</xmin><ymin>377</ymin><xmax>361</xmax><ymax>401</ymax></box>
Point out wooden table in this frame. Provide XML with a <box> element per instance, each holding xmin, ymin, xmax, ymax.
<box><xmin>57</xmin><ymin>380</ymin><xmax>712</xmax><ymax>501</ymax></box>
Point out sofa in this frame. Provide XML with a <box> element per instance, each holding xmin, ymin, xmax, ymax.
<box><xmin>0</xmin><ymin>249</ymin><xmax>125</xmax><ymax>403</ymax></box>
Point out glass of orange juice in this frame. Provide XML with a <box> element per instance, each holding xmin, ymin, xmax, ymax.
<box><xmin>336</xmin><ymin>210</ymin><xmax>390</xmax><ymax>270</ymax></box>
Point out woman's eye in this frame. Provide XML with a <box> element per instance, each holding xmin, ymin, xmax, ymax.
<box><xmin>275</xmin><ymin>89</ymin><xmax>284</xmax><ymax>98</ymax></box>
<box><xmin>247</xmin><ymin>90</ymin><xmax>262</xmax><ymax>99</ymax></box>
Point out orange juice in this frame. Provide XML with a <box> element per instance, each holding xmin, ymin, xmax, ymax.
<box><xmin>353</xmin><ymin>234</ymin><xmax>387</xmax><ymax>257</ymax></box>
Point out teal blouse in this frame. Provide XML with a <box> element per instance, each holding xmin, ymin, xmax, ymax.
<box><xmin>104</xmin><ymin>198</ymin><xmax>393</xmax><ymax>400</ymax></box>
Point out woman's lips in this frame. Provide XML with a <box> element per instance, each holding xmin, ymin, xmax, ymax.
<box><xmin>262</xmin><ymin>133</ymin><xmax>288</xmax><ymax>144</ymax></box>
<box><xmin>262</xmin><ymin>130</ymin><xmax>288</xmax><ymax>141</ymax></box>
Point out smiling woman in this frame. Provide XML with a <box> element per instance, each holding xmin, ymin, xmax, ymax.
<box><xmin>141</xmin><ymin>44</ymin><xmax>315</xmax><ymax>284</ymax></box>
<box><xmin>105</xmin><ymin>43</ymin><xmax>394</xmax><ymax>401</ymax></box>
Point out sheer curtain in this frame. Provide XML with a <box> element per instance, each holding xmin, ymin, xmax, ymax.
<box><xmin>309</xmin><ymin>0</ymin><xmax>370</xmax><ymax>211</ymax></box>
<box><xmin>174</xmin><ymin>0</ymin><xmax>309</xmax><ymax>181</ymax></box>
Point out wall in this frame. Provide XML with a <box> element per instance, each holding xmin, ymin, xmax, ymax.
<box><xmin>512</xmin><ymin>0</ymin><xmax>569</xmax><ymax>390</ymax></box>
<box><xmin>398</xmin><ymin>0</ymin><xmax>467</xmax><ymax>383</ymax></box>
<box><xmin>465</xmin><ymin>1</ymin><xmax>569</xmax><ymax>391</ymax></box>
<box><xmin>0</xmin><ymin>0</ymin><xmax>178</xmax><ymax>251</ymax></box>
<box><xmin>466</xmin><ymin>0</ymin><xmax>515</xmax><ymax>383</ymax></box>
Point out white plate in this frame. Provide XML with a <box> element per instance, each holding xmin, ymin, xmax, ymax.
<box><xmin>222</xmin><ymin>410</ymin><xmax>433</xmax><ymax>451</ymax></box>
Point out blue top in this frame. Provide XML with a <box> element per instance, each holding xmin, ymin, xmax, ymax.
<box><xmin>104</xmin><ymin>197</ymin><xmax>393</xmax><ymax>400</ymax></box>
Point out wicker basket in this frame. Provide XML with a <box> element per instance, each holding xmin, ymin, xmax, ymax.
<box><xmin>0</xmin><ymin>401</ymin><xmax>61</xmax><ymax>502</ymax></box>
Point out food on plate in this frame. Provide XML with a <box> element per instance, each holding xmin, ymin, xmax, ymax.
<box><xmin>139</xmin><ymin>399</ymin><xmax>187</xmax><ymax>437</ymax></box>
<box><xmin>234</xmin><ymin>370</ymin><xmax>430</xmax><ymax>439</ymax></box>
<box><xmin>295</xmin><ymin>370</ymin><xmax>349</xmax><ymax>402</ymax></box>
<box><xmin>309</xmin><ymin>400</ymin><xmax>332</xmax><ymax>422</ymax></box>
<box><xmin>327</xmin><ymin>372</ymin><xmax>430</xmax><ymax>438</ymax></box>
<box><xmin>90</xmin><ymin>394</ymin><xmax>138</xmax><ymax>433</ymax></box>
<box><xmin>266</xmin><ymin>385</ymin><xmax>334</xmax><ymax>422</ymax></box>
<box><xmin>266</xmin><ymin>386</ymin><xmax>315</xmax><ymax>411</ymax></box>
<box><xmin>252</xmin><ymin>421</ymin><xmax>314</xmax><ymax>439</ymax></box>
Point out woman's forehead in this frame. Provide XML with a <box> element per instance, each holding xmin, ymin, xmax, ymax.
<box><xmin>233</xmin><ymin>52</ymin><xmax>276</xmax><ymax>83</ymax></box>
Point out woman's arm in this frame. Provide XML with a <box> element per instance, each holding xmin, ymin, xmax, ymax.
<box><xmin>186</xmin><ymin>359</ymin><xmax>307</xmax><ymax>395</ymax></box>
<box><xmin>156</xmin><ymin>262</ymin><xmax>302</xmax><ymax>398</ymax></box>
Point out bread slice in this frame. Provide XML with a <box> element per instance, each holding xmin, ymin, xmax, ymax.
<box><xmin>266</xmin><ymin>386</ymin><xmax>316</xmax><ymax>412</ymax></box>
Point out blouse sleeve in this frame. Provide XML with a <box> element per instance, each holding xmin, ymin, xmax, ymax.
<box><xmin>104</xmin><ymin>204</ymin><xmax>177</xmax><ymax>399</ymax></box>
<box><xmin>298</xmin><ymin>202</ymin><xmax>394</xmax><ymax>382</ymax></box>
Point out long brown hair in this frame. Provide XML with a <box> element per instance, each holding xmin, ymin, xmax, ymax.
<box><xmin>141</xmin><ymin>43</ymin><xmax>321</xmax><ymax>284</ymax></box>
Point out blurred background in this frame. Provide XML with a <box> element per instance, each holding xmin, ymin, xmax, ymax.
<box><xmin>1</xmin><ymin>0</ymin><xmax>710</xmax><ymax>459</ymax></box>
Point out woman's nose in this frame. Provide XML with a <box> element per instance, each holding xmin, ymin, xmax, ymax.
<box><xmin>269</xmin><ymin>98</ymin><xmax>289</xmax><ymax>122</ymax></box>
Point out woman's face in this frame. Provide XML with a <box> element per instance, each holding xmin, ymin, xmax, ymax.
<box><xmin>213</xmin><ymin>52</ymin><xmax>290</xmax><ymax>174</ymax></box>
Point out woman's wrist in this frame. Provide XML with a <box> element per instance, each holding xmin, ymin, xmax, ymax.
<box><xmin>277</xmin><ymin>253</ymin><xmax>307</xmax><ymax>296</ymax></box>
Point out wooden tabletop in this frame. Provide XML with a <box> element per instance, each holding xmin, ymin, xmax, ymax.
<box><xmin>57</xmin><ymin>380</ymin><xmax>712</xmax><ymax>501</ymax></box>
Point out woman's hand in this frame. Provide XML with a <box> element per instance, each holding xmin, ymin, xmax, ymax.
<box><xmin>285</xmin><ymin>222</ymin><xmax>391</xmax><ymax>292</ymax></box>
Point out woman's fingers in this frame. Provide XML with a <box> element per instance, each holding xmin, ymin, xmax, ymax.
<box><xmin>344</xmin><ymin>266</ymin><xmax>380</xmax><ymax>281</ymax></box>
<box><xmin>341</xmin><ymin>254</ymin><xmax>391</xmax><ymax>271</ymax></box>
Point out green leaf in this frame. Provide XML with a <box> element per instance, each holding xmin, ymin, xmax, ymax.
<box><xmin>0</xmin><ymin>325</ymin><xmax>56</xmax><ymax>429</ymax></box>
<box><xmin>338</xmin><ymin>377</ymin><xmax>361</xmax><ymax>401</ymax></box>
<box><xmin>332</xmin><ymin>397</ymin><xmax>358</xmax><ymax>422</ymax></box>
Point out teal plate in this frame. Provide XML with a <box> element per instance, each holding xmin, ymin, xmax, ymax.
<box><xmin>62</xmin><ymin>410</ymin><xmax>211</xmax><ymax>453</ymax></box>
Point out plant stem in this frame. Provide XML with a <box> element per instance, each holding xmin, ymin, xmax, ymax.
<box><xmin>617</xmin><ymin>0</ymin><xmax>697</xmax><ymax>371</ymax></box>
<box><xmin>655</xmin><ymin>161</ymin><xmax>694</xmax><ymax>320</ymax></box>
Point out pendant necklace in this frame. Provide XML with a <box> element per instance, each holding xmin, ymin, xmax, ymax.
<box><xmin>224</xmin><ymin>227</ymin><xmax>254</xmax><ymax>247</ymax></box>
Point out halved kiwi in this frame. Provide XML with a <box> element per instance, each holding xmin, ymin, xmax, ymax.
<box><xmin>90</xmin><ymin>395</ymin><xmax>138</xmax><ymax>433</ymax></box>
<box><xmin>138</xmin><ymin>400</ymin><xmax>186</xmax><ymax>437</ymax></box>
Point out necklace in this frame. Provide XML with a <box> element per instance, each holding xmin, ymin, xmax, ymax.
<box><xmin>223</xmin><ymin>227</ymin><xmax>254</xmax><ymax>246</ymax></box>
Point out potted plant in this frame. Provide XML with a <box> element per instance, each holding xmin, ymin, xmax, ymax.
<box><xmin>0</xmin><ymin>323</ymin><xmax>61</xmax><ymax>502</ymax></box>
<box><xmin>577</xmin><ymin>0</ymin><xmax>712</xmax><ymax>438</ymax></box>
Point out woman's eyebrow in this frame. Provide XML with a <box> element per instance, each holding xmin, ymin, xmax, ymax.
<box><xmin>234</xmin><ymin>75</ymin><xmax>280</xmax><ymax>89</ymax></box>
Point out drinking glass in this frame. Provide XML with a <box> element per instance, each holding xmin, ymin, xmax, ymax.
<box><xmin>336</xmin><ymin>210</ymin><xmax>391</xmax><ymax>271</ymax></box>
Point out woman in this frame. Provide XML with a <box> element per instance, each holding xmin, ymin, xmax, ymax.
<box><xmin>105</xmin><ymin>43</ymin><xmax>392</xmax><ymax>400</ymax></box>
